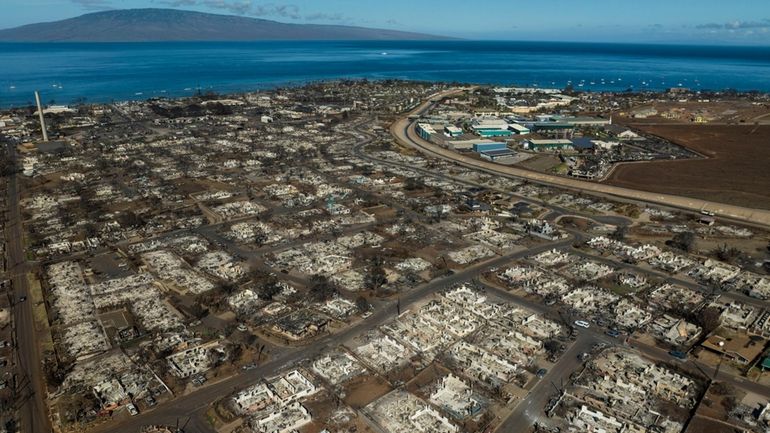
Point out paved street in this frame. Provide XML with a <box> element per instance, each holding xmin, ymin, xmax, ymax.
<box><xmin>5</xmin><ymin>142</ymin><xmax>51</xmax><ymax>433</ymax></box>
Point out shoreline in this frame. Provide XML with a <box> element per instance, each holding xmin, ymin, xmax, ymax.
<box><xmin>2</xmin><ymin>78</ymin><xmax>770</xmax><ymax>110</ymax></box>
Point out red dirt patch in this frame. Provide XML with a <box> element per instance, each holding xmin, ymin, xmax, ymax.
<box><xmin>605</xmin><ymin>125</ymin><xmax>770</xmax><ymax>210</ymax></box>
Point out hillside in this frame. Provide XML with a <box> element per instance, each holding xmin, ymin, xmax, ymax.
<box><xmin>0</xmin><ymin>8</ymin><xmax>449</xmax><ymax>42</ymax></box>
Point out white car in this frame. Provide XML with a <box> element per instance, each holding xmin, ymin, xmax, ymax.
<box><xmin>126</xmin><ymin>403</ymin><xmax>139</xmax><ymax>416</ymax></box>
<box><xmin>574</xmin><ymin>320</ymin><xmax>590</xmax><ymax>329</ymax></box>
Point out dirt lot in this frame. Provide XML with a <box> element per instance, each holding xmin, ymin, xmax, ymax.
<box><xmin>685</xmin><ymin>416</ymin><xmax>739</xmax><ymax>433</ymax></box>
<box><xmin>516</xmin><ymin>153</ymin><xmax>563</xmax><ymax>173</ymax></box>
<box><xmin>342</xmin><ymin>374</ymin><xmax>391</xmax><ymax>409</ymax></box>
<box><xmin>605</xmin><ymin>125</ymin><xmax>770</xmax><ymax>210</ymax></box>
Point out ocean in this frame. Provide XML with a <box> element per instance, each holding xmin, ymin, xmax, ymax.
<box><xmin>1</xmin><ymin>40</ymin><xmax>770</xmax><ymax>107</ymax></box>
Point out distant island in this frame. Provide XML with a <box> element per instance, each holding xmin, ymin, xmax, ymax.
<box><xmin>0</xmin><ymin>8</ymin><xmax>450</xmax><ymax>42</ymax></box>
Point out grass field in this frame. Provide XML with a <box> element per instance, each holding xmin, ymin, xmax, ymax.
<box><xmin>606</xmin><ymin>125</ymin><xmax>770</xmax><ymax>210</ymax></box>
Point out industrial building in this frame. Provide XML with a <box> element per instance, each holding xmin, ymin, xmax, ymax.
<box><xmin>508</xmin><ymin>123</ymin><xmax>530</xmax><ymax>135</ymax></box>
<box><xmin>477</xmin><ymin>129</ymin><xmax>512</xmax><ymax>138</ymax></box>
<box><xmin>524</xmin><ymin>139</ymin><xmax>574</xmax><ymax>151</ymax></box>
<box><xmin>445</xmin><ymin>139</ymin><xmax>495</xmax><ymax>151</ymax></box>
<box><xmin>471</xmin><ymin>119</ymin><xmax>513</xmax><ymax>138</ymax></box>
<box><xmin>473</xmin><ymin>142</ymin><xmax>508</xmax><ymax>153</ymax></box>
<box><xmin>416</xmin><ymin>123</ymin><xmax>436</xmax><ymax>140</ymax></box>
<box><xmin>444</xmin><ymin>125</ymin><xmax>463</xmax><ymax>138</ymax></box>
<box><xmin>569</xmin><ymin>137</ymin><xmax>596</xmax><ymax>151</ymax></box>
<box><xmin>537</xmin><ymin>115</ymin><xmax>612</xmax><ymax>127</ymax></box>
<box><xmin>529</xmin><ymin>122</ymin><xmax>574</xmax><ymax>135</ymax></box>
<box><xmin>479</xmin><ymin>149</ymin><xmax>516</xmax><ymax>162</ymax></box>
<box><xmin>472</xmin><ymin>142</ymin><xmax>515</xmax><ymax>162</ymax></box>
<box><xmin>522</xmin><ymin>115</ymin><xmax>612</xmax><ymax>137</ymax></box>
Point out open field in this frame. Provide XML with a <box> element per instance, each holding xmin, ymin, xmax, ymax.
<box><xmin>606</xmin><ymin>125</ymin><xmax>770</xmax><ymax>210</ymax></box>
<box><xmin>516</xmin><ymin>153</ymin><xmax>562</xmax><ymax>173</ymax></box>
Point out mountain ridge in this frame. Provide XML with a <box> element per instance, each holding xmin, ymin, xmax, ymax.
<box><xmin>0</xmin><ymin>8</ymin><xmax>451</xmax><ymax>42</ymax></box>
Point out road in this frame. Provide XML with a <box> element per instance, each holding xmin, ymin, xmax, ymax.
<box><xmin>391</xmin><ymin>90</ymin><xmax>770</xmax><ymax>229</ymax></box>
<box><xmin>471</xmin><ymin>281</ymin><xmax>612</xmax><ymax>432</ymax></box>
<box><xmin>498</xmin><ymin>334</ymin><xmax>591</xmax><ymax>433</ymax></box>
<box><xmin>4</xmin><ymin>142</ymin><xmax>52</xmax><ymax>433</ymax></box>
<box><xmin>568</xmin><ymin>247</ymin><xmax>770</xmax><ymax>311</ymax></box>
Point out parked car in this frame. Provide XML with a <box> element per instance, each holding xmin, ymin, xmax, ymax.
<box><xmin>578</xmin><ymin>352</ymin><xmax>590</xmax><ymax>361</ymax></box>
<box><xmin>192</xmin><ymin>375</ymin><xmax>207</xmax><ymax>386</ymax></box>
<box><xmin>536</xmin><ymin>368</ymin><xmax>548</xmax><ymax>378</ymax></box>
<box><xmin>574</xmin><ymin>320</ymin><xmax>590</xmax><ymax>329</ymax></box>
<box><xmin>669</xmin><ymin>350</ymin><xmax>688</xmax><ymax>360</ymax></box>
<box><xmin>606</xmin><ymin>329</ymin><xmax>621</xmax><ymax>338</ymax></box>
<box><xmin>126</xmin><ymin>403</ymin><xmax>139</xmax><ymax>416</ymax></box>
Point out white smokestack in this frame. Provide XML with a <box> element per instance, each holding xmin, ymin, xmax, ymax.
<box><xmin>34</xmin><ymin>91</ymin><xmax>49</xmax><ymax>142</ymax></box>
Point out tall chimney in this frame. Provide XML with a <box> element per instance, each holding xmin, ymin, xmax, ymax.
<box><xmin>34</xmin><ymin>91</ymin><xmax>49</xmax><ymax>142</ymax></box>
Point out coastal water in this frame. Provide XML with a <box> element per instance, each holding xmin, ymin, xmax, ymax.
<box><xmin>1</xmin><ymin>40</ymin><xmax>770</xmax><ymax>107</ymax></box>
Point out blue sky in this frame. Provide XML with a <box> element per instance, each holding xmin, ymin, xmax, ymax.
<box><xmin>3</xmin><ymin>0</ymin><xmax>770</xmax><ymax>44</ymax></box>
